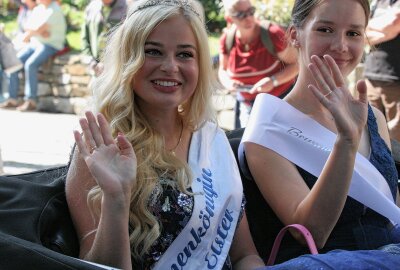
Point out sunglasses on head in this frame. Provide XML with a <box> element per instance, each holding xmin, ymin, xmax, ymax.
<box><xmin>232</xmin><ymin>6</ymin><xmax>256</xmax><ymax>20</ymax></box>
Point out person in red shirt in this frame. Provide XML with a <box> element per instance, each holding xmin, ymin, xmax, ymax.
<box><xmin>218</xmin><ymin>0</ymin><xmax>298</xmax><ymax>128</ymax></box>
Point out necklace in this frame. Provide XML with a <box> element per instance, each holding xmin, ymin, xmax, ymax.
<box><xmin>169</xmin><ymin>119</ymin><xmax>183</xmax><ymax>155</ymax></box>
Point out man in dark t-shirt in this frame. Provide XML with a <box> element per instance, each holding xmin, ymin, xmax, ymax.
<box><xmin>364</xmin><ymin>0</ymin><xmax>400</xmax><ymax>141</ymax></box>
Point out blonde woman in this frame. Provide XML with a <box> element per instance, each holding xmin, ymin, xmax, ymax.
<box><xmin>66</xmin><ymin>0</ymin><xmax>264</xmax><ymax>269</ymax></box>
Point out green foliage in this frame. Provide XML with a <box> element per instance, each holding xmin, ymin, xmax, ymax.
<box><xmin>0</xmin><ymin>12</ymin><xmax>18</xmax><ymax>35</ymax></box>
<box><xmin>61</xmin><ymin>2</ymin><xmax>85</xmax><ymax>31</ymax></box>
<box><xmin>66</xmin><ymin>29</ymin><xmax>81</xmax><ymax>51</ymax></box>
<box><xmin>61</xmin><ymin>0</ymin><xmax>89</xmax><ymax>9</ymax></box>
<box><xmin>199</xmin><ymin>0</ymin><xmax>226</xmax><ymax>33</ymax></box>
<box><xmin>208</xmin><ymin>32</ymin><xmax>220</xmax><ymax>56</ymax></box>
<box><xmin>60</xmin><ymin>2</ymin><xmax>85</xmax><ymax>51</ymax></box>
<box><xmin>6</xmin><ymin>0</ymin><xmax>294</xmax><ymax>53</ymax></box>
<box><xmin>255</xmin><ymin>0</ymin><xmax>294</xmax><ymax>27</ymax></box>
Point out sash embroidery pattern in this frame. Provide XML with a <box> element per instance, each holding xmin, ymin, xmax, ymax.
<box><xmin>170</xmin><ymin>168</ymin><xmax>235</xmax><ymax>270</ymax></box>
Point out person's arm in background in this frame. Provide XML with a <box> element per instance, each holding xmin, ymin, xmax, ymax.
<box><xmin>22</xmin><ymin>23</ymin><xmax>49</xmax><ymax>42</ymax></box>
<box><xmin>22</xmin><ymin>3</ymin><xmax>52</xmax><ymax>42</ymax></box>
<box><xmin>81</xmin><ymin>3</ymin><xmax>107</xmax><ymax>76</ymax></box>
<box><xmin>249</xmin><ymin>23</ymin><xmax>298</xmax><ymax>94</ymax></box>
<box><xmin>218</xmin><ymin>53</ymin><xmax>244</xmax><ymax>91</ymax></box>
<box><xmin>81</xmin><ymin>6</ymin><xmax>98</xmax><ymax>66</ymax></box>
<box><xmin>366</xmin><ymin>7</ymin><xmax>400</xmax><ymax>45</ymax></box>
<box><xmin>249</xmin><ymin>44</ymin><xmax>298</xmax><ymax>94</ymax></box>
<box><xmin>81</xmin><ymin>18</ymin><xmax>100</xmax><ymax>72</ymax></box>
<box><xmin>81</xmin><ymin>13</ymin><xmax>93</xmax><ymax>60</ymax></box>
<box><xmin>218</xmin><ymin>31</ymin><xmax>245</xmax><ymax>92</ymax></box>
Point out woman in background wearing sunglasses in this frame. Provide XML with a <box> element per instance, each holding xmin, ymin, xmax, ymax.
<box><xmin>218</xmin><ymin>0</ymin><xmax>298</xmax><ymax>128</ymax></box>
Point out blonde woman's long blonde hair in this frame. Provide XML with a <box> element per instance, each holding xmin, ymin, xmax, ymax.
<box><xmin>87</xmin><ymin>0</ymin><xmax>217</xmax><ymax>262</ymax></box>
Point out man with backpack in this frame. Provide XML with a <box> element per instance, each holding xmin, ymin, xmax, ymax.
<box><xmin>219</xmin><ymin>0</ymin><xmax>298</xmax><ymax>128</ymax></box>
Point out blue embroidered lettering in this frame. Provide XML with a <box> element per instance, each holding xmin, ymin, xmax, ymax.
<box><xmin>202</xmin><ymin>170</ymin><xmax>213</xmax><ymax>184</ymax></box>
<box><xmin>171</xmin><ymin>264</ymin><xmax>180</xmax><ymax>270</ymax></box>
<box><xmin>202</xmin><ymin>168</ymin><xmax>212</xmax><ymax>176</ymax></box>
<box><xmin>205</xmin><ymin>253</ymin><xmax>218</xmax><ymax>269</ymax></box>
<box><xmin>220</xmin><ymin>219</ymin><xmax>230</xmax><ymax>233</ymax></box>
<box><xmin>211</xmin><ymin>238</ymin><xmax>224</xmax><ymax>255</ymax></box>
<box><xmin>184</xmin><ymin>244</ymin><xmax>193</xmax><ymax>256</ymax></box>
<box><xmin>205</xmin><ymin>201</ymin><xmax>215</xmax><ymax>218</ymax></box>
<box><xmin>200</xmin><ymin>210</ymin><xmax>211</xmax><ymax>229</ymax></box>
<box><xmin>190</xmin><ymin>228</ymin><xmax>202</xmax><ymax>245</ymax></box>
<box><xmin>177</xmin><ymin>252</ymin><xmax>187</xmax><ymax>267</ymax></box>
<box><xmin>171</xmin><ymin>168</ymin><xmax>233</xmax><ymax>270</ymax></box>
<box><xmin>224</xmin><ymin>209</ymin><xmax>234</xmax><ymax>222</ymax></box>
<box><xmin>202</xmin><ymin>173</ymin><xmax>213</xmax><ymax>184</ymax></box>
<box><xmin>216</xmin><ymin>237</ymin><xmax>225</xmax><ymax>247</ymax></box>
<box><xmin>203</xmin><ymin>184</ymin><xmax>218</xmax><ymax>199</ymax></box>
<box><xmin>197</xmin><ymin>227</ymin><xmax>206</xmax><ymax>237</ymax></box>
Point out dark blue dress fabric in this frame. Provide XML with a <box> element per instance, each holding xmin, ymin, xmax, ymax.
<box><xmin>254</xmin><ymin>105</ymin><xmax>399</xmax><ymax>263</ymax></box>
<box><xmin>262</xmin><ymin>249</ymin><xmax>400</xmax><ymax>270</ymax></box>
<box><xmin>296</xmin><ymin>105</ymin><xmax>399</xmax><ymax>251</ymax></box>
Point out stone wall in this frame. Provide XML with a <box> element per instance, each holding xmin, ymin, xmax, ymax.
<box><xmin>34</xmin><ymin>52</ymin><xmax>92</xmax><ymax>115</ymax></box>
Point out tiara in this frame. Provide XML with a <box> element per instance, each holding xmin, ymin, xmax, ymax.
<box><xmin>133</xmin><ymin>0</ymin><xmax>201</xmax><ymax>18</ymax></box>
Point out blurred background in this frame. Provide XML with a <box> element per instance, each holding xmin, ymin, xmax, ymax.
<box><xmin>0</xmin><ymin>0</ymin><xmax>295</xmax><ymax>55</ymax></box>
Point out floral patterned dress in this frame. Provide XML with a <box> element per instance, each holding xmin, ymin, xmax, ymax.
<box><xmin>132</xmin><ymin>177</ymin><xmax>246</xmax><ymax>269</ymax></box>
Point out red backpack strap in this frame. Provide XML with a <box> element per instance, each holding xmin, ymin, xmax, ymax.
<box><xmin>266</xmin><ymin>224</ymin><xmax>319</xmax><ymax>266</ymax></box>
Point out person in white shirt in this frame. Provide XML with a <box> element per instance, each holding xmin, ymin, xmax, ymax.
<box><xmin>0</xmin><ymin>0</ymin><xmax>66</xmax><ymax>111</ymax></box>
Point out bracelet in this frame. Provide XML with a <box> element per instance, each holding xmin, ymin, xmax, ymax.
<box><xmin>270</xmin><ymin>75</ymin><xmax>279</xmax><ymax>88</ymax></box>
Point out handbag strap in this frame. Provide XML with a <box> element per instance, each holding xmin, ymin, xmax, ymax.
<box><xmin>266</xmin><ymin>224</ymin><xmax>318</xmax><ymax>266</ymax></box>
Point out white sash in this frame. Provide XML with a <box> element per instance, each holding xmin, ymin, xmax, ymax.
<box><xmin>153</xmin><ymin>122</ymin><xmax>243</xmax><ymax>270</ymax></box>
<box><xmin>240</xmin><ymin>94</ymin><xmax>400</xmax><ymax>224</ymax></box>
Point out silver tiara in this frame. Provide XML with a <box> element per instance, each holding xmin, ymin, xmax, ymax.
<box><xmin>133</xmin><ymin>0</ymin><xmax>201</xmax><ymax>18</ymax></box>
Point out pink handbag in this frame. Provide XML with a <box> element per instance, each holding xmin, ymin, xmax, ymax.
<box><xmin>266</xmin><ymin>224</ymin><xmax>319</xmax><ymax>266</ymax></box>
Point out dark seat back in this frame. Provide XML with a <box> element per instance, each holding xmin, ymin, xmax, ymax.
<box><xmin>0</xmin><ymin>165</ymin><xmax>79</xmax><ymax>256</ymax></box>
<box><xmin>0</xmin><ymin>166</ymin><xmax>111</xmax><ymax>269</ymax></box>
<box><xmin>226</xmin><ymin>128</ymin><xmax>287</xmax><ymax>262</ymax></box>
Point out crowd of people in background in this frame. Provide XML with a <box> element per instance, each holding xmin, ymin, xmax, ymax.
<box><xmin>0</xmin><ymin>0</ymin><xmax>66</xmax><ymax>111</ymax></box>
<box><xmin>0</xmin><ymin>0</ymin><xmax>399</xmax><ymax>139</ymax></box>
<box><xmin>1</xmin><ymin>0</ymin><xmax>400</xmax><ymax>269</ymax></box>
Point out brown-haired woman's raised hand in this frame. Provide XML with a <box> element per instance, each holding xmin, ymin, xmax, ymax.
<box><xmin>308</xmin><ymin>54</ymin><xmax>368</xmax><ymax>147</ymax></box>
